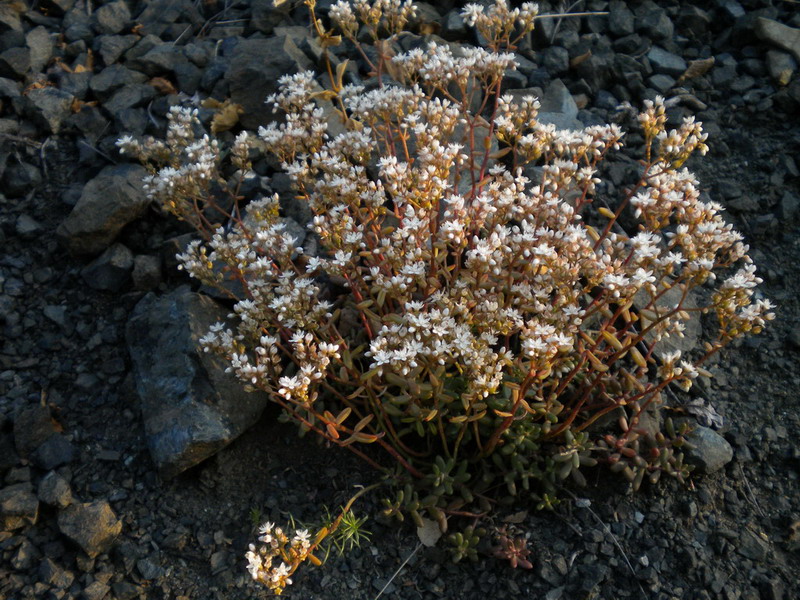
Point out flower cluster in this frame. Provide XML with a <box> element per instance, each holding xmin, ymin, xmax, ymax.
<box><xmin>245</xmin><ymin>522</ymin><xmax>314</xmax><ymax>595</ymax></box>
<box><xmin>121</xmin><ymin>0</ymin><xmax>774</xmax><ymax>582</ymax></box>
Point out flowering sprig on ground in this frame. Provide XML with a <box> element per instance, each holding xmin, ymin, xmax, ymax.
<box><xmin>245</xmin><ymin>487</ymin><xmax>374</xmax><ymax>595</ymax></box>
<box><xmin>120</xmin><ymin>0</ymin><xmax>774</xmax><ymax>582</ymax></box>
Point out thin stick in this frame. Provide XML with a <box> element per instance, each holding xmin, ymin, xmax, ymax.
<box><xmin>0</xmin><ymin>133</ymin><xmax>43</xmax><ymax>148</ymax></box>
<box><xmin>373</xmin><ymin>542</ymin><xmax>422</xmax><ymax>600</ymax></box>
<box><xmin>537</xmin><ymin>11</ymin><xmax>609</xmax><ymax>19</ymax></box>
<box><xmin>78</xmin><ymin>140</ymin><xmax>117</xmax><ymax>164</ymax></box>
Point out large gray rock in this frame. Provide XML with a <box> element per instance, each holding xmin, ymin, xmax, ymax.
<box><xmin>126</xmin><ymin>287</ymin><xmax>268</xmax><ymax>479</ymax></box>
<box><xmin>57</xmin><ymin>164</ymin><xmax>149</xmax><ymax>255</ymax></box>
<box><xmin>58</xmin><ymin>501</ymin><xmax>121</xmax><ymax>557</ymax></box>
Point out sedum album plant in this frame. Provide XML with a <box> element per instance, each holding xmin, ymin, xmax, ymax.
<box><xmin>119</xmin><ymin>0</ymin><xmax>774</xmax><ymax>589</ymax></box>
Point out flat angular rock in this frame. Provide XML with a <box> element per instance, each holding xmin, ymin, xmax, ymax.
<box><xmin>647</xmin><ymin>46</ymin><xmax>687</xmax><ymax>77</ymax></box>
<box><xmin>685</xmin><ymin>426</ymin><xmax>733</xmax><ymax>474</ymax></box>
<box><xmin>0</xmin><ymin>46</ymin><xmax>30</xmax><ymax>78</ymax></box>
<box><xmin>126</xmin><ymin>287</ymin><xmax>268</xmax><ymax>479</ymax></box>
<box><xmin>0</xmin><ymin>482</ymin><xmax>39</xmax><ymax>530</ymax></box>
<box><xmin>57</xmin><ymin>164</ymin><xmax>149</xmax><ymax>255</ymax></box>
<box><xmin>58</xmin><ymin>501</ymin><xmax>121</xmax><ymax>557</ymax></box>
<box><xmin>90</xmin><ymin>64</ymin><xmax>148</xmax><ymax>102</ymax></box>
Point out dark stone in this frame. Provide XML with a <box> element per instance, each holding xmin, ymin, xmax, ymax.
<box><xmin>0</xmin><ymin>46</ymin><xmax>30</xmax><ymax>78</ymax></box>
<box><xmin>540</xmin><ymin>46</ymin><xmax>569</xmax><ymax>76</ymax></box>
<box><xmin>38</xmin><ymin>471</ymin><xmax>73</xmax><ymax>508</ymax></box>
<box><xmin>122</xmin><ymin>33</ymin><xmax>161</xmax><ymax>64</ymax></box>
<box><xmin>111</xmin><ymin>582</ymin><xmax>141</xmax><ymax>600</ymax></box>
<box><xmin>125</xmin><ymin>287</ymin><xmax>269</xmax><ymax>479</ymax></box>
<box><xmin>134</xmin><ymin>0</ymin><xmax>203</xmax><ymax>38</ymax></box>
<box><xmin>737</xmin><ymin>529</ymin><xmax>769</xmax><ymax>562</ymax></box>
<box><xmin>58</xmin><ymin>501</ymin><xmax>122</xmax><ymax>557</ymax></box>
<box><xmin>199</xmin><ymin>56</ymin><xmax>228</xmax><ymax>92</ymax></box>
<box><xmin>501</xmin><ymin>67</ymin><xmax>528</xmax><ymax>92</ymax></box>
<box><xmin>225</xmin><ymin>36</ymin><xmax>310</xmax><ymax>130</ymax></box>
<box><xmin>183</xmin><ymin>41</ymin><xmax>211</xmax><ymax>67</ymax></box>
<box><xmin>111</xmin><ymin>108</ymin><xmax>144</xmax><ymax>137</ymax></box>
<box><xmin>90</xmin><ymin>64</ymin><xmax>148</xmax><ymax>102</ymax></box>
<box><xmin>577</xmin><ymin>563</ymin><xmax>609</xmax><ymax>592</ymax></box>
<box><xmin>613</xmin><ymin>34</ymin><xmax>645</xmax><ymax>55</ymax></box>
<box><xmin>132</xmin><ymin>255</ymin><xmax>162</xmax><ymax>291</ymax></box>
<box><xmin>81</xmin><ymin>243</ymin><xmax>134</xmax><ymax>292</ymax></box>
<box><xmin>647</xmin><ymin>46</ymin><xmax>687</xmax><ymax>77</ymax></box>
<box><xmin>95</xmin><ymin>34</ymin><xmax>138</xmax><ymax>66</ymax></box>
<box><xmin>729</xmin><ymin>75</ymin><xmax>755</xmax><ymax>93</ymax></box>
<box><xmin>636</xmin><ymin>2</ymin><xmax>674</xmax><ymax>43</ymax></box>
<box><xmin>15</xmin><ymin>213</ymin><xmax>42</xmax><ymax>240</ymax></box>
<box><xmin>136</xmin><ymin>556</ymin><xmax>164</xmax><ymax>580</ymax></box>
<box><xmin>174</xmin><ymin>61</ymin><xmax>201</xmax><ymax>95</ymax></box>
<box><xmin>25</xmin><ymin>87</ymin><xmax>74</xmax><ymax>134</ymax></box>
<box><xmin>39</xmin><ymin>557</ymin><xmax>75</xmax><ymax>589</ymax></box>
<box><xmin>93</xmin><ymin>0</ymin><xmax>131</xmax><ymax>35</ymax></box>
<box><xmin>63</xmin><ymin>7</ymin><xmax>93</xmax><ymax>43</ymax></box>
<box><xmin>0</xmin><ymin>482</ymin><xmax>38</xmax><ymax>530</ymax></box>
<box><xmin>608</xmin><ymin>1</ymin><xmax>635</xmax><ymax>37</ymax></box>
<box><xmin>537</xmin><ymin>79</ymin><xmax>582</xmax><ymax>129</ymax></box>
<box><xmin>441</xmin><ymin>9</ymin><xmax>467</xmax><ymax>39</ymax></box>
<box><xmin>103</xmin><ymin>83</ymin><xmax>157</xmax><ymax>115</ymax></box>
<box><xmin>67</xmin><ymin>105</ymin><xmax>109</xmax><ymax>141</ymax></box>
<box><xmin>0</xmin><ymin>433</ymin><xmax>18</xmax><ymax>471</ymax></box>
<box><xmin>127</xmin><ymin>44</ymin><xmax>187</xmax><ymax>76</ymax></box>
<box><xmin>0</xmin><ymin>75</ymin><xmax>20</xmax><ymax>98</ymax></box>
<box><xmin>648</xmin><ymin>74</ymin><xmax>675</xmax><ymax>93</ymax></box>
<box><xmin>32</xmin><ymin>434</ymin><xmax>76</xmax><ymax>470</ymax></box>
<box><xmin>677</xmin><ymin>6</ymin><xmax>711</xmax><ymax>38</ymax></box>
<box><xmin>11</xmin><ymin>538</ymin><xmax>39</xmax><ymax>570</ymax></box>
<box><xmin>685</xmin><ymin>426</ymin><xmax>734</xmax><ymax>474</ymax></box>
<box><xmin>82</xmin><ymin>580</ymin><xmax>110</xmax><ymax>600</ymax></box>
<box><xmin>575</xmin><ymin>53</ymin><xmax>613</xmax><ymax>95</ymax></box>
<box><xmin>57</xmin><ymin>70</ymin><xmax>91</xmax><ymax>99</ymax></box>
<box><xmin>4</xmin><ymin>162</ymin><xmax>42</xmax><ymax>197</ymax></box>
<box><xmin>13</xmin><ymin>405</ymin><xmax>58</xmax><ymax>457</ymax></box>
<box><xmin>251</xmin><ymin>0</ymin><xmax>292</xmax><ymax>35</ymax></box>
<box><xmin>57</xmin><ymin>164</ymin><xmax>149</xmax><ymax>255</ymax></box>
<box><xmin>0</xmin><ymin>29</ymin><xmax>25</xmax><ymax>53</ymax></box>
